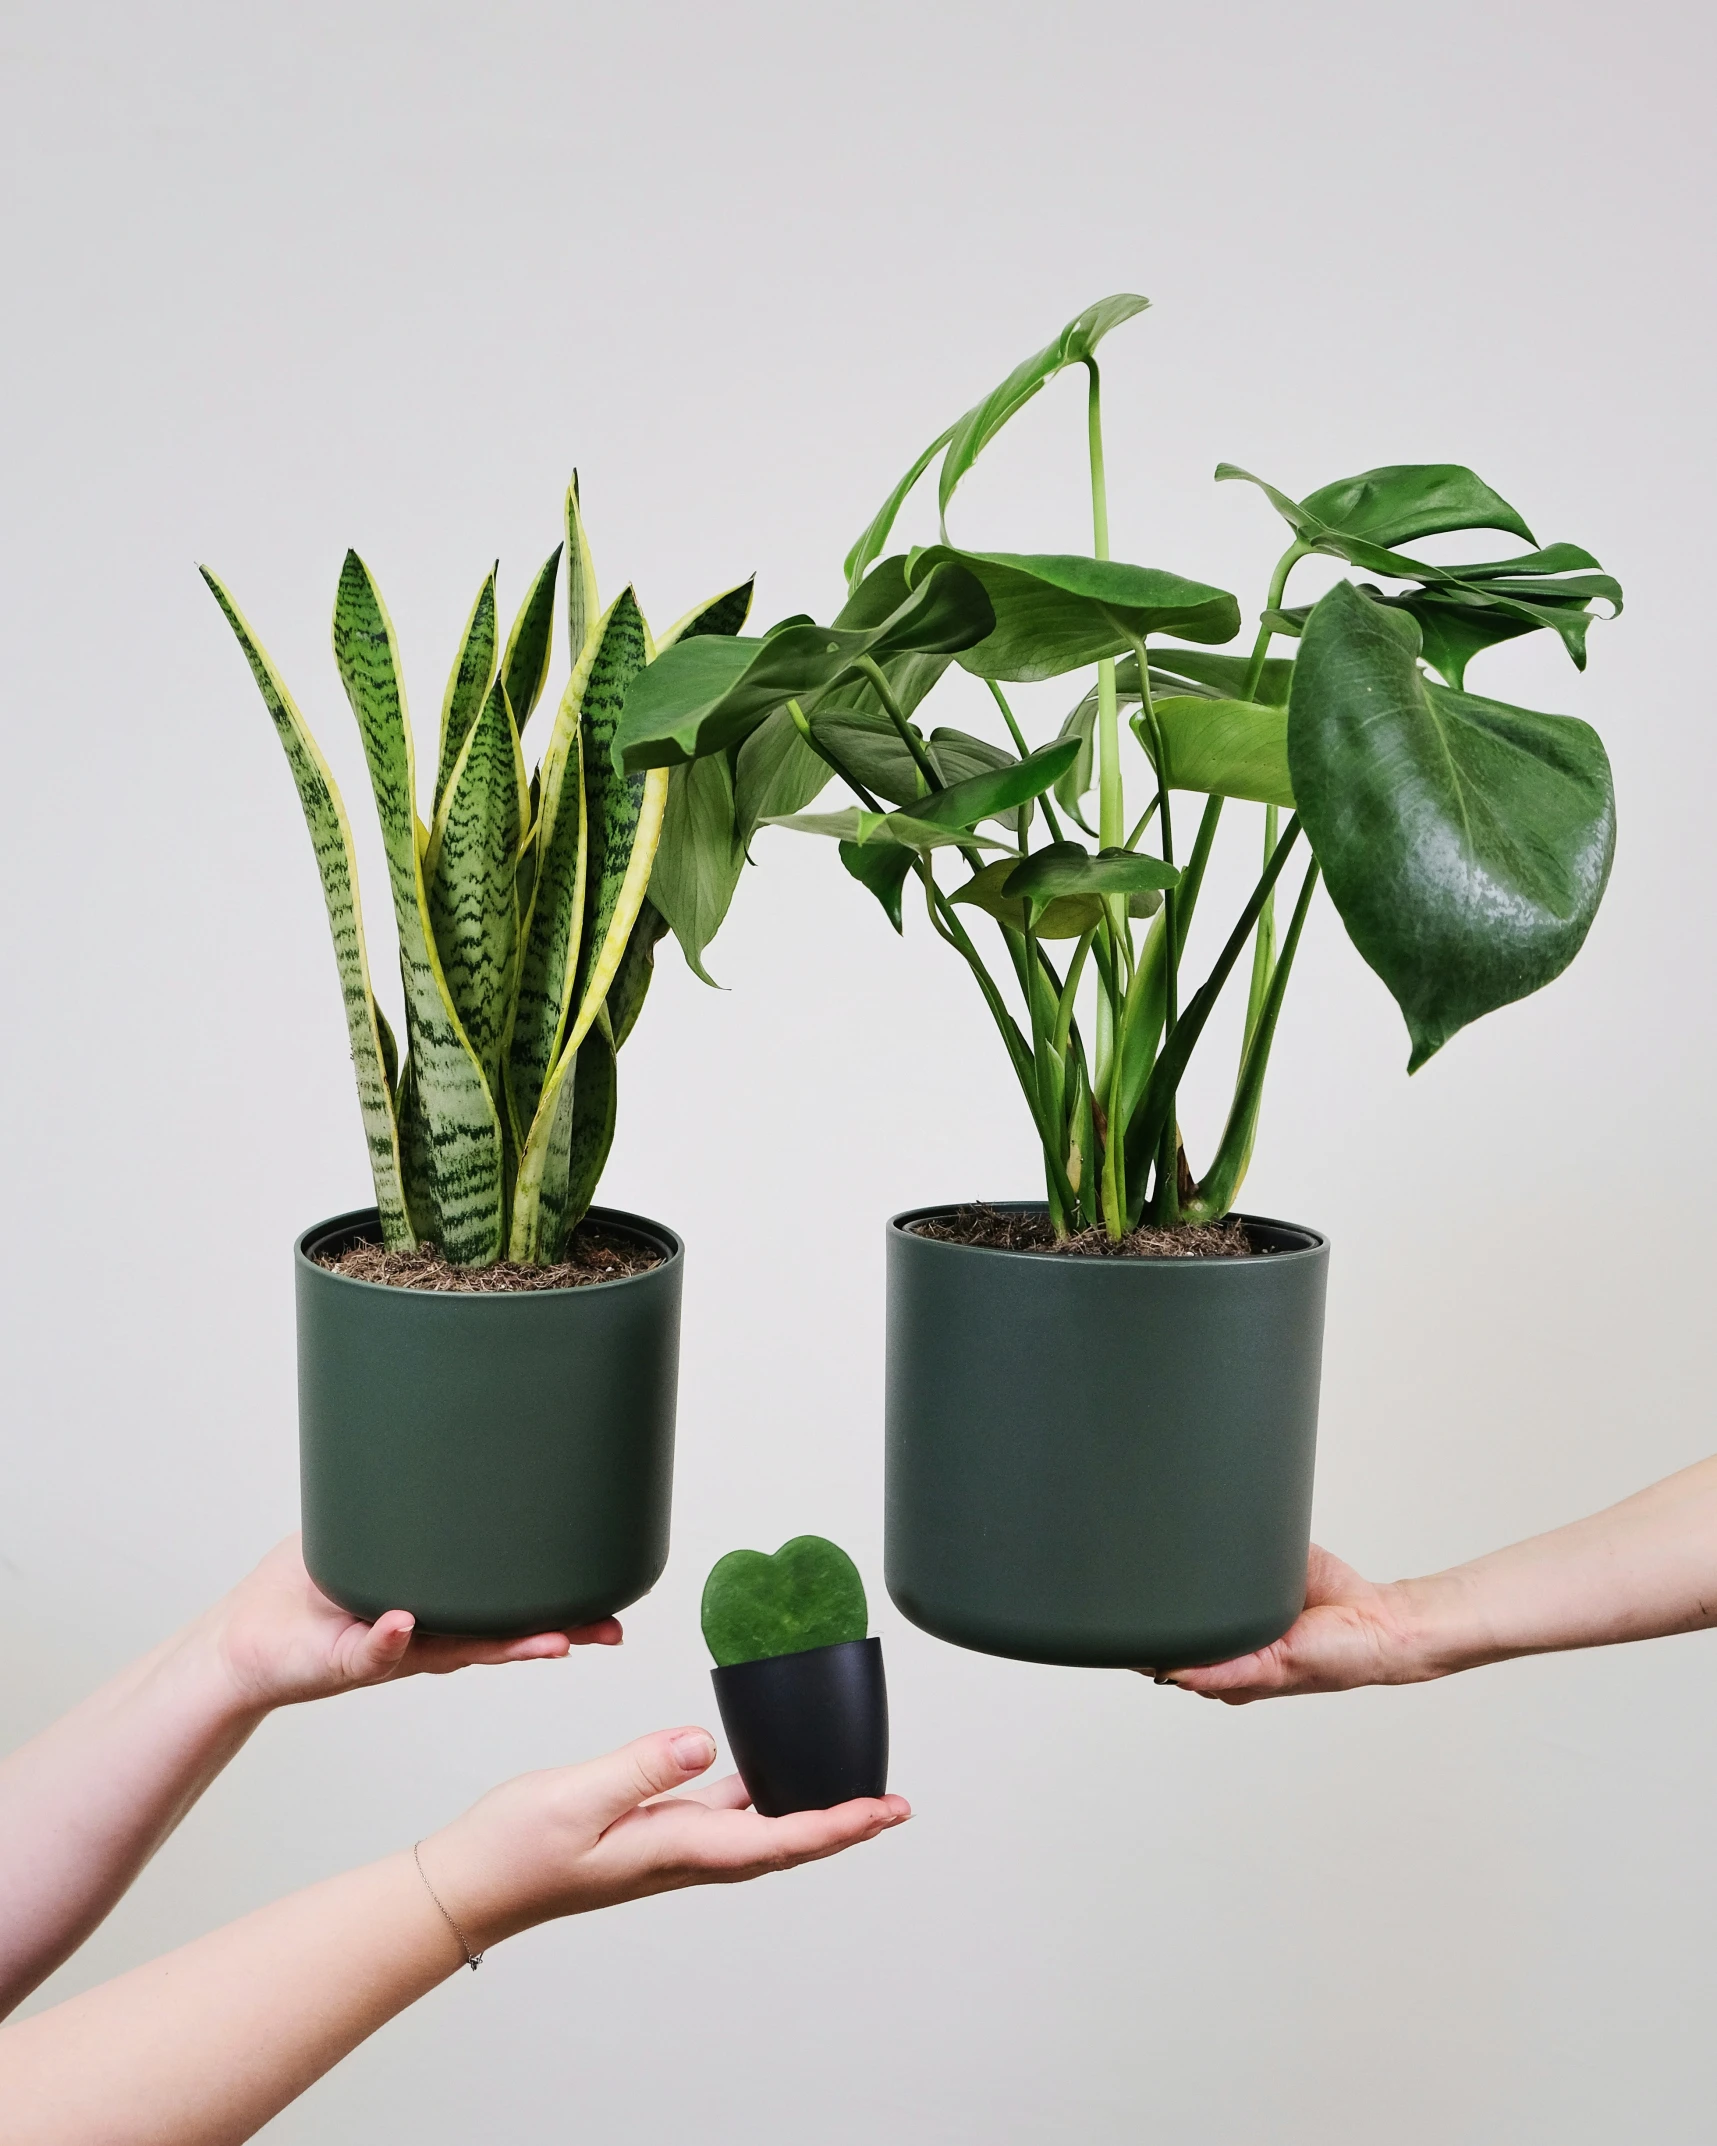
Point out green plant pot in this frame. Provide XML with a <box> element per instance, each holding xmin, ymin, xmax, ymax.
<box><xmin>884</xmin><ymin>1204</ymin><xmax>1328</xmax><ymax>1670</ymax></box>
<box><xmin>296</xmin><ymin>1206</ymin><xmax>682</xmax><ymax>1637</ymax></box>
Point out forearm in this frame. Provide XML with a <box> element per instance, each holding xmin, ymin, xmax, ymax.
<box><xmin>0</xmin><ymin>1851</ymin><xmax>462</xmax><ymax>2146</ymax></box>
<box><xmin>1396</xmin><ymin>1454</ymin><xmax>1717</xmax><ymax>1677</ymax></box>
<box><xmin>0</xmin><ymin>1621</ymin><xmax>263</xmax><ymax>2015</ymax></box>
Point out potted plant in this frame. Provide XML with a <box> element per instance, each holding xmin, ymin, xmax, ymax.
<box><xmin>203</xmin><ymin>476</ymin><xmax>754</xmax><ymax>1634</ymax></box>
<box><xmin>701</xmin><ymin>1536</ymin><xmax>888</xmax><ymax>1815</ymax></box>
<box><xmin>614</xmin><ymin>297</ymin><xmax>1621</xmax><ymax>1669</ymax></box>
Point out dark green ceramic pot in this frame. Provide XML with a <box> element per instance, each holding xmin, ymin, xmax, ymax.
<box><xmin>296</xmin><ymin>1206</ymin><xmax>682</xmax><ymax>1637</ymax></box>
<box><xmin>885</xmin><ymin>1204</ymin><xmax>1328</xmax><ymax>1670</ymax></box>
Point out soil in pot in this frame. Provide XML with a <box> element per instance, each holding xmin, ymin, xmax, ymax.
<box><xmin>317</xmin><ymin>1226</ymin><xmax>663</xmax><ymax>1291</ymax></box>
<box><xmin>912</xmin><ymin>1204</ymin><xmax>1257</xmax><ymax>1258</ymax></box>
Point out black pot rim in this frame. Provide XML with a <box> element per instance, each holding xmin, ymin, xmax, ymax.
<box><xmin>711</xmin><ymin>1634</ymin><xmax>881</xmax><ymax>1678</ymax></box>
<box><xmin>888</xmin><ymin>1200</ymin><xmax>1326</xmax><ymax>1266</ymax></box>
<box><xmin>297</xmin><ymin>1204</ymin><xmax>685</xmax><ymax>1297</ymax></box>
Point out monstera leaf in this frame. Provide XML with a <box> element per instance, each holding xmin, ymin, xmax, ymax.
<box><xmin>1290</xmin><ymin>581</ymin><xmax>1616</xmax><ymax>1070</ymax></box>
<box><xmin>614</xmin><ymin>561</ymin><xmax>994</xmax><ymax>770</ymax></box>
<box><xmin>701</xmin><ymin>1536</ymin><xmax>869</xmax><ymax>1667</ymax></box>
<box><xmin>905</xmin><ymin>546</ymin><xmax>1239</xmax><ymax>682</ymax></box>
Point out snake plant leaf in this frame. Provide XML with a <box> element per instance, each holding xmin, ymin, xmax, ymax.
<box><xmin>510</xmin><ymin>593</ymin><xmax>638</xmax><ymax>1152</ymax></box>
<box><xmin>572</xmin><ymin>589</ymin><xmax>657</xmax><ymax>1021</ymax></box>
<box><xmin>1132</xmin><ymin>697</ymin><xmax>1295</xmax><ymax>809</ymax></box>
<box><xmin>511</xmin><ymin>761</ymin><xmax>666</xmax><ymax>1259</ymax></box>
<box><xmin>658</xmin><ymin>576</ymin><xmax>757</xmax><ymax>650</ymax></box>
<box><xmin>650</xmin><ymin>754</ymin><xmax>743</xmax><ymax>986</ymax></box>
<box><xmin>840</xmin><ymin>836</ymin><xmax>917</xmax><ymax>930</ymax></box>
<box><xmin>331</xmin><ymin>553</ymin><xmax>503</xmax><ymax>1262</ymax></box>
<box><xmin>530</xmin><ymin>1018</ymin><xmax>618</xmax><ymax>1261</ymax></box>
<box><xmin>426</xmin><ymin>672</ymin><xmax>529</xmax><ymax>1092</ymax></box>
<box><xmin>432</xmin><ymin>567</ymin><xmax>499</xmax><ymax>815</ymax></box>
<box><xmin>1002</xmin><ymin>842</ymin><xmax>1179</xmax><ymax>925</ymax></box>
<box><xmin>701</xmin><ymin>1535</ymin><xmax>869</xmax><ymax>1667</ymax></box>
<box><xmin>392</xmin><ymin>1054</ymin><xmax>436</xmax><ymax>1245</ymax></box>
<box><xmin>937</xmin><ymin>295</ymin><xmax>1150</xmax><ymax>524</ymax></box>
<box><xmin>1289</xmin><ymin>580</ymin><xmax>1616</xmax><ymax>1071</ymax></box>
<box><xmin>606</xmin><ymin>899</ymin><xmax>670</xmax><ymax>1049</ymax></box>
<box><xmin>1218</xmin><ymin>461</ymin><xmax>1536</xmax><ymax>554</ymax></box>
<box><xmin>733</xmin><ymin>706</ymin><xmax>833</xmax><ymax>843</ymax></box>
<box><xmin>612</xmin><ymin>561</ymin><xmax>995</xmax><ymax>771</ymax></box>
<box><xmin>557</xmin><ymin>1020</ymin><xmax>618</xmax><ymax>1247</ymax></box>
<box><xmin>907</xmin><ymin>547</ymin><xmax>1240</xmax><ymax>682</ymax></box>
<box><xmin>500</xmin><ymin>544</ymin><xmax>562</xmax><ymax>737</ymax></box>
<box><xmin>199</xmin><ymin>568</ymin><xmax>414</xmax><ymax>1250</ymax></box>
<box><xmin>564</xmin><ymin>471</ymin><xmax>598</xmax><ymax>670</ymax></box>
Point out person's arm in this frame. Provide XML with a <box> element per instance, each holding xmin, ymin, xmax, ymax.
<box><xmin>0</xmin><ymin>1727</ymin><xmax>910</xmax><ymax>2146</ymax></box>
<box><xmin>0</xmin><ymin>1537</ymin><xmax>619</xmax><ymax>2014</ymax></box>
<box><xmin>1163</xmin><ymin>1453</ymin><xmax>1717</xmax><ymax>1702</ymax></box>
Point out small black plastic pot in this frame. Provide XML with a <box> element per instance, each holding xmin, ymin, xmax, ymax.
<box><xmin>710</xmin><ymin>1638</ymin><xmax>889</xmax><ymax>1816</ymax></box>
<box><xmin>296</xmin><ymin>1205</ymin><xmax>682</xmax><ymax>1637</ymax></box>
<box><xmin>886</xmin><ymin>1203</ymin><xmax>1329</xmax><ymax>1671</ymax></box>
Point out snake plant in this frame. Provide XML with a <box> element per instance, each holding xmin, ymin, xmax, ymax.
<box><xmin>204</xmin><ymin>477</ymin><xmax>752</xmax><ymax>1264</ymax></box>
<box><xmin>615</xmin><ymin>297</ymin><xmax>1620</xmax><ymax>1239</ymax></box>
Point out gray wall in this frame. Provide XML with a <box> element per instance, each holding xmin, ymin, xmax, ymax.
<box><xmin>3</xmin><ymin>3</ymin><xmax>1713</xmax><ymax>2138</ymax></box>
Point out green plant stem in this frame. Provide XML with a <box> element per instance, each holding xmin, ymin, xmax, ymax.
<box><xmin>1054</xmin><ymin>928</ymin><xmax>1096</xmax><ymax>1059</ymax></box>
<box><xmin>987</xmin><ymin>680</ymin><xmax>1065</xmax><ymax>846</ymax></box>
<box><xmin>786</xmin><ymin>697</ymin><xmax>885</xmax><ymax>814</ymax></box>
<box><xmin>1183</xmin><ymin>853</ymin><xmax>1320</xmax><ymax>1223</ymax></box>
<box><xmin>1125</xmin><ymin>633</ymin><xmax>1181</xmax><ymax>1224</ymax></box>
<box><xmin>1125</xmin><ymin>813</ymin><xmax>1303</xmax><ymax>1227</ymax></box>
<box><xmin>857</xmin><ymin>655</ymin><xmax>940</xmax><ymax>797</ymax></box>
<box><xmin>1239</xmin><ymin>541</ymin><xmax>1307</xmax><ymax>701</ymax></box>
<box><xmin>1125</xmin><ymin>793</ymin><xmax>1161</xmax><ymax>851</ymax></box>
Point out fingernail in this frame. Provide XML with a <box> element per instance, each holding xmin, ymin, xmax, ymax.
<box><xmin>671</xmin><ymin>1730</ymin><xmax>716</xmax><ymax>1770</ymax></box>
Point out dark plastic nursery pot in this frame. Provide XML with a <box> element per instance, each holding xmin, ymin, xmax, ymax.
<box><xmin>711</xmin><ymin>1638</ymin><xmax>889</xmax><ymax>1816</ymax></box>
<box><xmin>885</xmin><ymin>1203</ymin><xmax>1328</xmax><ymax>1671</ymax></box>
<box><xmin>295</xmin><ymin>1206</ymin><xmax>682</xmax><ymax>1637</ymax></box>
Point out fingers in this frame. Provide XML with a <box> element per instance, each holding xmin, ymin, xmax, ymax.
<box><xmin>695</xmin><ymin>1795</ymin><xmax>912</xmax><ymax>1880</ymax></box>
<box><xmin>345</xmin><ymin>1609</ymin><xmax>417</xmax><ymax>1681</ymax></box>
<box><xmin>567</xmin><ymin>1619</ymin><xmax>624</xmax><ymax>1647</ymax></box>
<box><xmin>671</xmin><ymin>1771</ymin><xmax>753</xmax><ymax>1813</ymax></box>
<box><xmin>384</xmin><ymin>1620</ymin><xmax>624</xmax><ymax>1677</ymax></box>
<box><xmin>579</xmin><ymin>1727</ymin><xmax>719</xmax><ymax>1833</ymax></box>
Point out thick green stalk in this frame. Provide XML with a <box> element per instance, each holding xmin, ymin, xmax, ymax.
<box><xmin>1124</xmin><ymin>814</ymin><xmax>1303</xmax><ymax>1227</ymax></box>
<box><xmin>1086</xmin><ymin>361</ymin><xmax>1126</xmax><ymax>1107</ymax></box>
<box><xmin>1184</xmin><ymin>855</ymin><xmax>1320</xmax><ymax>1222</ymax></box>
<box><xmin>1240</xmin><ymin>541</ymin><xmax>1307</xmax><ymax>701</ymax></box>
<box><xmin>857</xmin><ymin>654</ymin><xmax>940</xmax><ymax>798</ymax></box>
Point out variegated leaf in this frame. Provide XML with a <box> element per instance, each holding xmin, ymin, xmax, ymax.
<box><xmin>502</xmin><ymin>544</ymin><xmax>561</xmax><ymax>736</ymax></box>
<box><xmin>607</xmin><ymin>898</ymin><xmax>670</xmax><ymax>1049</ymax></box>
<box><xmin>657</xmin><ymin>576</ymin><xmax>756</xmax><ymax>652</ymax></box>
<box><xmin>427</xmin><ymin>672</ymin><xmax>529</xmax><ymax>1094</ymax></box>
<box><xmin>565</xmin><ymin>472</ymin><xmax>599</xmax><ymax>670</ymax></box>
<box><xmin>332</xmin><ymin>552</ymin><xmax>503</xmax><ymax>1263</ymax></box>
<box><xmin>200</xmin><ymin>567</ymin><xmax>413</xmax><ymax>1249</ymax></box>
<box><xmin>506</xmin><ymin>593</ymin><xmax>642</xmax><ymax>1152</ymax></box>
<box><xmin>573</xmin><ymin>589</ymin><xmax>655</xmax><ymax>1020</ymax></box>
<box><xmin>433</xmin><ymin>567</ymin><xmax>498</xmax><ymax>814</ymax></box>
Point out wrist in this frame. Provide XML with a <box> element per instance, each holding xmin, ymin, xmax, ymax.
<box><xmin>1385</xmin><ymin>1568</ymin><xmax>1494</xmax><ymax>1683</ymax></box>
<box><xmin>178</xmin><ymin>1604</ymin><xmax>279</xmax><ymax>1729</ymax></box>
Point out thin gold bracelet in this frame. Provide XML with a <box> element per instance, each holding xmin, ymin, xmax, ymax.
<box><xmin>412</xmin><ymin>1841</ymin><xmax>485</xmax><ymax>1971</ymax></box>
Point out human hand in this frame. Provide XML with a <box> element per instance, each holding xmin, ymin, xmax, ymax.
<box><xmin>204</xmin><ymin>1536</ymin><xmax>623</xmax><ymax>1714</ymax></box>
<box><xmin>1145</xmin><ymin>1544</ymin><xmax>1429</xmax><ymax>1703</ymax></box>
<box><xmin>420</xmin><ymin>1727</ymin><xmax>912</xmax><ymax>1950</ymax></box>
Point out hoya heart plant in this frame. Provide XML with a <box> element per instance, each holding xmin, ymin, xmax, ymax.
<box><xmin>701</xmin><ymin>1536</ymin><xmax>869</xmax><ymax>1667</ymax></box>
<box><xmin>615</xmin><ymin>297</ymin><xmax>1620</xmax><ymax>1240</ymax></box>
<box><xmin>204</xmin><ymin>477</ymin><xmax>753</xmax><ymax>1266</ymax></box>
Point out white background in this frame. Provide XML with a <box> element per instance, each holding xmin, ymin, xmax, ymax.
<box><xmin>3</xmin><ymin>3</ymin><xmax>1714</xmax><ymax>2139</ymax></box>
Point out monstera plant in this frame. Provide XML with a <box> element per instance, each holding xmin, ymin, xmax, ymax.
<box><xmin>204</xmin><ymin>476</ymin><xmax>752</xmax><ymax>1266</ymax></box>
<box><xmin>615</xmin><ymin>296</ymin><xmax>1623</xmax><ymax>1674</ymax></box>
<box><xmin>615</xmin><ymin>297</ymin><xmax>1620</xmax><ymax>1239</ymax></box>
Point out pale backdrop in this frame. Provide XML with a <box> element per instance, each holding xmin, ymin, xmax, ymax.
<box><xmin>3</xmin><ymin>4</ymin><xmax>1714</xmax><ymax>2140</ymax></box>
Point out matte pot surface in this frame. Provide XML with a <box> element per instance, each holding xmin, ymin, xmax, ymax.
<box><xmin>885</xmin><ymin>1205</ymin><xmax>1328</xmax><ymax>1670</ymax></box>
<box><xmin>296</xmin><ymin>1207</ymin><xmax>681</xmax><ymax>1637</ymax></box>
<box><xmin>711</xmin><ymin>1639</ymin><xmax>889</xmax><ymax>1816</ymax></box>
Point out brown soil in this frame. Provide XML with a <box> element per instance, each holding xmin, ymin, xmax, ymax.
<box><xmin>911</xmin><ymin>1204</ymin><xmax>1257</xmax><ymax>1259</ymax></box>
<box><xmin>319</xmin><ymin>1227</ymin><xmax>664</xmax><ymax>1292</ymax></box>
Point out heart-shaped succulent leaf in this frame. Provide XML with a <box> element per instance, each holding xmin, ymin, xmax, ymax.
<box><xmin>701</xmin><ymin>1536</ymin><xmax>869</xmax><ymax>1667</ymax></box>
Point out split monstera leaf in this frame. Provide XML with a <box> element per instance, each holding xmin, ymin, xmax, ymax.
<box><xmin>205</xmin><ymin>477</ymin><xmax>756</xmax><ymax>1264</ymax></box>
<box><xmin>614</xmin><ymin>297</ymin><xmax>1621</xmax><ymax>1236</ymax></box>
<box><xmin>701</xmin><ymin>1537</ymin><xmax>869</xmax><ymax>1668</ymax></box>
